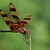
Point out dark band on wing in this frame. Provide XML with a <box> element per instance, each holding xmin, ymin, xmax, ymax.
<box><xmin>10</xmin><ymin>24</ymin><xmax>19</xmax><ymax>32</ymax></box>
<box><xmin>24</xmin><ymin>15</ymin><xmax>32</xmax><ymax>20</ymax></box>
<box><xmin>20</xmin><ymin>21</ymin><xmax>27</xmax><ymax>26</ymax></box>
<box><xmin>21</xmin><ymin>21</ymin><xmax>27</xmax><ymax>24</ymax></box>
<box><xmin>20</xmin><ymin>15</ymin><xmax>32</xmax><ymax>27</ymax></box>
<box><xmin>24</xmin><ymin>18</ymin><xmax>31</xmax><ymax>20</ymax></box>
<box><xmin>1</xmin><ymin>14</ymin><xmax>8</xmax><ymax>17</ymax></box>
<box><xmin>12</xmin><ymin>15</ymin><xmax>19</xmax><ymax>19</ymax></box>
<box><xmin>10</xmin><ymin>8</ymin><xmax>16</xmax><ymax>11</ymax></box>
<box><xmin>10</xmin><ymin>3</ymin><xmax>20</xmax><ymax>26</ymax></box>
<box><xmin>0</xmin><ymin>9</ymin><xmax>2</xmax><ymax>11</ymax></box>
<box><xmin>10</xmin><ymin>3</ymin><xmax>12</xmax><ymax>4</ymax></box>
<box><xmin>10</xmin><ymin>26</ymin><xmax>14</xmax><ymax>30</ymax></box>
<box><xmin>5</xmin><ymin>21</ymin><xmax>13</xmax><ymax>25</ymax></box>
<box><xmin>0</xmin><ymin>9</ymin><xmax>14</xmax><ymax>25</ymax></box>
<box><xmin>9</xmin><ymin>3</ymin><xmax>20</xmax><ymax>24</ymax></box>
<box><xmin>0</xmin><ymin>9</ymin><xmax>8</xmax><ymax>17</ymax></box>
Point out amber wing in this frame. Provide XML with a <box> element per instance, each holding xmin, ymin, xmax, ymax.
<box><xmin>9</xmin><ymin>3</ymin><xmax>20</xmax><ymax>24</ymax></box>
<box><xmin>0</xmin><ymin>9</ymin><xmax>19</xmax><ymax>32</ymax></box>
<box><xmin>20</xmin><ymin>15</ymin><xmax>32</xmax><ymax>27</ymax></box>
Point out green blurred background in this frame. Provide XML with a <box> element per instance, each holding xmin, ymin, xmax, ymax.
<box><xmin>0</xmin><ymin>0</ymin><xmax>50</xmax><ymax>50</ymax></box>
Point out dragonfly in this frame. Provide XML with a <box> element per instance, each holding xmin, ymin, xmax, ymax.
<box><xmin>0</xmin><ymin>3</ymin><xmax>32</xmax><ymax>44</ymax></box>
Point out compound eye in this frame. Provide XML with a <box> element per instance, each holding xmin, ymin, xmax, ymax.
<box><xmin>26</xmin><ymin>30</ymin><xmax>30</xmax><ymax>34</ymax></box>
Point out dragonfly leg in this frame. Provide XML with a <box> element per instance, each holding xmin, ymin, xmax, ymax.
<box><xmin>23</xmin><ymin>34</ymin><xmax>30</xmax><ymax>45</ymax></box>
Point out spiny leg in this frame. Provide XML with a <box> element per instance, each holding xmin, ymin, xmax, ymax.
<box><xmin>23</xmin><ymin>34</ymin><xmax>30</xmax><ymax>45</ymax></box>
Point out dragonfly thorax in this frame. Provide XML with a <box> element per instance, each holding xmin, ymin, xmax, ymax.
<box><xmin>24</xmin><ymin>29</ymin><xmax>30</xmax><ymax>34</ymax></box>
<box><xmin>18</xmin><ymin>28</ymin><xmax>30</xmax><ymax>34</ymax></box>
<box><xmin>10</xmin><ymin>24</ymin><xmax>20</xmax><ymax>32</ymax></box>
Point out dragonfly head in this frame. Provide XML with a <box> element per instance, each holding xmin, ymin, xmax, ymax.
<box><xmin>25</xmin><ymin>30</ymin><xmax>30</xmax><ymax>35</ymax></box>
<box><xmin>24</xmin><ymin>28</ymin><xmax>30</xmax><ymax>34</ymax></box>
<box><xmin>23</xmin><ymin>29</ymin><xmax>30</xmax><ymax>38</ymax></box>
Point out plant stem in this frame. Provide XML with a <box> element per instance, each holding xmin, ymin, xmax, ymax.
<box><xmin>30</xmin><ymin>34</ymin><xmax>31</xmax><ymax>50</ymax></box>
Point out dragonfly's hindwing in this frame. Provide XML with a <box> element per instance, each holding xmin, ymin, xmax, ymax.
<box><xmin>20</xmin><ymin>15</ymin><xmax>32</xmax><ymax>27</ymax></box>
<box><xmin>0</xmin><ymin>9</ymin><xmax>19</xmax><ymax>32</ymax></box>
<box><xmin>0</xmin><ymin>9</ymin><xmax>13</xmax><ymax>25</ymax></box>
